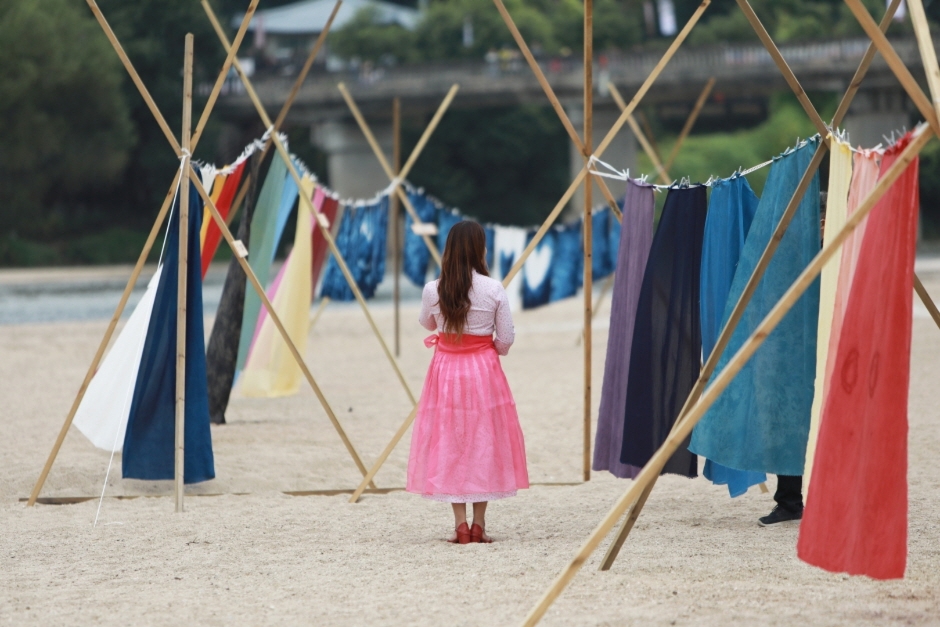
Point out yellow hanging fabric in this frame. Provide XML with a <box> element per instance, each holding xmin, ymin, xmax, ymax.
<box><xmin>804</xmin><ymin>136</ymin><xmax>853</xmax><ymax>486</ymax></box>
<box><xmin>239</xmin><ymin>175</ymin><xmax>315</xmax><ymax>397</ymax></box>
<box><xmin>200</xmin><ymin>173</ymin><xmax>228</xmax><ymax>249</ymax></box>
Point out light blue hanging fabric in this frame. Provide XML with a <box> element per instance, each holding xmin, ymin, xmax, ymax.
<box><xmin>236</xmin><ymin>157</ymin><xmax>288</xmax><ymax>374</ymax></box>
<box><xmin>271</xmin><ymin>161</ymin><xmax>300</xmax><ymax>256</ymax></box>
<box><xmin>698</xmin><ymin>175</ymin><xmax>767</xmax><ymax>496</ymax></box>
<box><xmin>403</xmin><ymin>190</ymin><xmax>437</xmax><ymax>287</ymax></box>
<box><xmin>690</xmin><ymin>139</ymin><xmax>821</xmax><ymax>476</ymax></box>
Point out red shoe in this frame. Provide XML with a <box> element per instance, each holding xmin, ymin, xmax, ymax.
<box><xmin>470</xmin><ymin>523</ymin><xmax>492</xmax><ymax>544</ymax></box>
<box><xmin>448</xmin><ymin>522</ymin><xmax>472</xmax><ymax>544</ymax></box>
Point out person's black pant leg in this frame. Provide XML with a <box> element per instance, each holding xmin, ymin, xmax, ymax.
<box><xmin>774</xmin><ymin>475</ymin><xmax>803</xmax><ymax>512</ymax></box>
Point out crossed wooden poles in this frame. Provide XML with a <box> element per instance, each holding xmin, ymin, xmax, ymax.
<box><xmin>521</xmin><ymin>0</ymin><xmax>940</xmax><ymax>623</ymax></box>
<box><xmin>28</xmin><ymin>0</ymin><xmax>423</xmax><ymax>508</ymax></box>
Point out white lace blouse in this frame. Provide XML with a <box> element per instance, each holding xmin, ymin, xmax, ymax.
<box><xmin>419</xmin><ymin>271</ymin><xmax>515</xmax><ymax>355</ymax></box>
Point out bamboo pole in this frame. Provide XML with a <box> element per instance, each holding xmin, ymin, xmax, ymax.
<box><xmin>349</xmin><ymin>405</ymin><xmax>418</xmax><ymax>503</ymax></box>
<box><xmin>26</xmin><ymin>2</ymin><xmax>259</xmax><ymax>507</ymax></box>
<box><xmin>598</xmin><ymin>0</ymin><xmax>905</xmax><ymax>566</ymax></box>
<box><xmin>522</xmin><ymin>122</ymin><xmax>933</xmax><ymax>627</ymax></box>
<box><xmin>337</xmin><ymin>82</ymin><xmax>459</xmax><ymax>266</ymax></box>
<box><xmin>736</xmin><ymin>0</ymin><xmax>828</xmax><ymax>137</ymax></box>
<box><xmin>203</xmin><ymin>2</ymin><xmax>418</xmax><ymax>406</ymax></box>
<box><xmin>843</xmin><ymin>0</ymin><xmax>940</xmax><ymax>135</ymax></box>
<box><xmin>583</xmin><ymin>0</ymin><xmax>594</xmax><ymax>483</ymax></box>
<box><xmin>310</xmin><ymin>296</ymin><xmax>331</xmax><ymax>328</ymax></box>
<box><xmin>190</xmin><ymin>169</ymin><xmax>377</xmax><ymax>488</ymax></box>
<box><xmin>663</xmin><ymin>77</ymin><xmax>715</xmax><ymax>173</ymax></box>
<box><xmin>502</xmin><ymin>2</ymin><xmax>710</xmax><ymax>288</ymax></box>
<box><xmin>392</xmin><ymin>97</ymin><xmax>402</xmax><ymax>357</ymax></box>
<box><xmin>608</xmin><ymin>82</ymin><xmax>670</xmax><ymax>184</ymax></box>
<box><xmin>175</xmin><ymin>35</ymin><xmax>194</xmax><ymax>513</ymax></box>
<box><xmin>914</xmin><ymin>274</ymin><xmax>940</xmax><ymax>330</ymax></box>
<box><xmin>219</xmin><ymin>0</ymin><xmax>341</xmax><ymax>232</ymax></box>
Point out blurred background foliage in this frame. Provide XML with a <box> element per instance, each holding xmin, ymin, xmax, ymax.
<box><xmin>1</xmin><ymin>0</ymin><xmax>939</xmax><ymax>265</ymax></box>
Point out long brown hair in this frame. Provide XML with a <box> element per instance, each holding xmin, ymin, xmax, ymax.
<box><xmin>438</xmin><ymin>221</ymin><xmax>489</xmax><ymax>337</ymax></box>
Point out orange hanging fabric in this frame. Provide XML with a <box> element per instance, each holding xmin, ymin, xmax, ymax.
<box><xmin>798</xmin><ymin>134</ymin><xmax>919</xmax><ymax>579</ymax></box>
<box><xmin>201</xmin><ymin>160</ymin><xmax>247</xmax><ymax>277</ymax></box>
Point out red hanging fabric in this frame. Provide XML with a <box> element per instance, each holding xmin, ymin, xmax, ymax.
<box><xmin>312</xmin><ymin>193</ymin><xmax>339</xmax><ymax>292</ymax></box>
<box><xmin>201</xmin><ymin>160</ymin><xmax>247</xmax><ymax>278</ymax></box>
<box><xmin>797</xmin><ymin>134</ymin><xmax>919</xmax><ymax>579</ymax></box>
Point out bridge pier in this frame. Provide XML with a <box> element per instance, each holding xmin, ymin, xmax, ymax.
<box><xmin>841</xmin><ymin>87</ymin><xmax>912</xmax><ymax>149</ymax></box>
<box><xmin>566</xmin><ymin>105</ymin><xmax>638</xmax><ymax>215</ymax></box>
<box><xmin>311</xmin><ymin>118</ymin><xmax>394</xmax><ymax>200</ymax></box>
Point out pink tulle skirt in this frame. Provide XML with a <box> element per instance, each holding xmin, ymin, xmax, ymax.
<box><xmin>407</xmin><ymin>333</ymin><xmax>529</xmax><ymax>503</ymax></box>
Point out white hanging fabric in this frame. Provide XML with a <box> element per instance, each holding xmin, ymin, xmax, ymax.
<box><xmin>73</xmin><ymin>266</ymin><xmax>163</xmax><ymax>452</ymax></box>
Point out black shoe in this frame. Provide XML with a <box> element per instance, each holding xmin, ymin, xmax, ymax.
<box><xmin>758</xmin><ymin>505</ymin><xmax>803</xmax><ymax>526</ymax></box>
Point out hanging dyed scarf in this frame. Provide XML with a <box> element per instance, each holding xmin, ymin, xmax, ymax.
<box><xmin>240</xmin><ymin>176</ymin><xmax>316</xmax><ymax>397</ymax></box>
<box><xmin>798</xmin><ymin>133</ymin><xmax>918</xmax><ymax>580</ymax></box>
<box><xmin>522</xmin><ymin>229</ymin><xmax>554</xmax><ymax>309</ymax></box>
<box><xmin>803</xmin><ymin>145</ymin><xmax>881</xmax><ymax>485</ymax></box>
<box><xmin>493</xmin><ymin>225</ymin><xmax>527</xmax><ymax>311</ymax></box>
<box><xmin>74</xmin><ymin>267</ymin><xmax>163</xmax><ymax>452</ymax></box>
<box><xmin>591</xmin><ymin>208</ymin><xmax>616</xmax><ymax>280</ymax></box>
<box><xmin>690</xmin><ymin>138</ymin><xmax>821</xmax><ymax>476</ymax></box>
<box><xmin>311</xmin><ymin>187</ymin><xmax>339</xmax><ymax>293</ymax></box>
<box><xmin>206</xmin><ymin>152</ymin><xmax>261</xmax><ymax>424</ymax></box>
<box><xmin>122</xmin><ymin>178</ymin><xmax>214</xmax><ymax>483</ymax></box>
<box><xmin>236</xmin><ymin>157</ymin><xmax>289</xmax><ymax>374</ymax></box>
<box><xmin>320</xmin><ymin>197</ymin><xmax>389</xmax><ymax>300</ymax></box>
<box><xmin>699</xmin><ymin>175</ymin><xmax>766</xmax><ymax>496</ymax></box>
<box><xmin>593</xmin><ymin>180</ymin><xmax>654</xmax><ymax>478</ymax></box>
<box><xmin>201</xmin><ymin>160</ymin><xmax>246</xmax><ymax>277</ymax></box>
<box><xmin>803</xmin><ymin>136</ymin><xmax>853</xmax><ymax>487</ymax></box>
<box><xmin>620</xmin><ymin>185</ymin><xmax>707</xmax><ymax>477</ymax></box>
<box><xmin>437</xmin><ymin>208</ymin><xmax>463</xmax><ymax>254</ymax></box>
<box><xmin>549</xmin><ymin>222</ymin><xmax>582</xmax><ymax>302</ymax></box>
<box><xmin>199</xmin><ymin>172</ymin><xmax>227</xmax><ymax>251</ymax></box>
<box><xmin>403</xmin><ymin>190</ymin><xmax>437</xmax><ymax>287</ymax></box>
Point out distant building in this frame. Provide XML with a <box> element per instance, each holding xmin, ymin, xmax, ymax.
<box><xmin>232</xmin><ymin>0</ymin><xmax>419</xmax><ymax>74</ymax></box>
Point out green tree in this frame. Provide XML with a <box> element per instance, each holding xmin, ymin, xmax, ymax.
<box><xmin>0</xmin><ymin>0</ymin><xmax>134</xmax><ymax>242</ymax></box>
<box><xmin>329</xmin><ymin>6</ymin><xmax>418</xmax><ymax>63</ymax></box>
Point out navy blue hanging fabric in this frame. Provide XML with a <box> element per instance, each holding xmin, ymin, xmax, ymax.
<box><xmin>620</xmin><ymin>185</ymin><xmax>707</xmax><ymax>477</ymax></box>
<box><xmin>320</xmin><ymin>197</ymin><xmax>389</xmax><ymax>300</ymax></box>
<box><xmin>123</xmin><ymin>179</ymin><xmax>215</xmax><ymax>483</ymax></box>
<box><xmin>484</xmin><ymin>225</ymin><xmax>495</xmax><ymax>270</ymax></box>
<box><xmin>403</xmin><ymin>190</ymin><xmax>437</xmax><ymax>287</ymax></box>
<box><xmin>549</xmin><ymin>222</ymin><xmax>582</xmax><ymax>302</ymax></box>
<box><xmin>522</xmin><ymin>229</ymin><xmax>554</xmax><ymax>309</ymax></box>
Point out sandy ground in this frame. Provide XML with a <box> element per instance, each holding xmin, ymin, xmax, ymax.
<box><xmin>2</xmin><ymin>267</ymin><xmax>939</xmax><ymax>626</ymax></box>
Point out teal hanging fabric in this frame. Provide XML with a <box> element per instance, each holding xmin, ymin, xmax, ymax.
<box><xmin>698</xmin><ymin>175</ymin><xmax>767</xmax><ymax>496</ymax></box>
<box><xmin>690</xmin><ymin>139</ymin><xmax>821</xmax><ymax>476</ymax></box>
<box><xmin>236</xmin><ymin>157</ymin><xmax>288</xmax><ymax>374</ymax></box>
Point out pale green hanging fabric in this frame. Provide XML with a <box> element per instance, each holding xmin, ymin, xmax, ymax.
<box><xmin>236</xmin><ymin>157</ymin><xmax>288</xmax><ymax>375</ymax></box>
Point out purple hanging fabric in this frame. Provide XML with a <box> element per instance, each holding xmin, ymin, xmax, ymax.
<box><xmin>593</xmin><ymin>180</ymin><xmax>655</xmax><ymax>478</ymax></box>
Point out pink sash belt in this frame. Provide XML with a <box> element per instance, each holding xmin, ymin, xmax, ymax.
<box><xmin>424</xmin><ymin>333</ymin><xmax>495</xmax><ymax>354</ymax></box>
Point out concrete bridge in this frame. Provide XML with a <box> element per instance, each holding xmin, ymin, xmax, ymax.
<box><xmin>215</xmin><ymin>37</ymin><xmax>928</xmax><ymax>202</ymax></box>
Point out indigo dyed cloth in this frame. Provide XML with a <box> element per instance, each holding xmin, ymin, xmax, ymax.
<box><xmin>437</xmin><ymin>209</ymin><xmax>463</xmax><ymax>253</ymax></box>
<box><xmin>690</xmin><ymin>139</ymin><xmax>821</xmax><ymax>476</ymax></box>
<box><xmin>594</xmin><ymin>180</ymin><xmax>655</xmax><ymax>478</ymax></box>
<box><xmin>522</xmin><ymin>229</ymin><xmax>554</xmax><ymax>309</ymax></box>
<box><xmin>236</xmin><ymin>157</ymin><xmax>288</xmax><ymax>373</ymax></box>
<box><xmin>320</xmin><ymin>197</ymin><xmax>390</xmax><ymax>300</ymax></box>
<box><xmin>123</xmin><ymin>179</ymin><xmax>214</xmax><ymax>483</ymax></box>
<box><xmin>620</xmin><ymin>185</ymin><xmax>707</xmax><ymax>477</ymax></box>
<box><xmin>403</xmin><ymin>190</ymin><xmax>437</xmax><ymax>287</ymax></box>
<box><xmin>493</xmin><ymin>225</ymin><xmax>527</xmax><ymax>311</ymax></box>
<box><xmin>484</xmin><ymin>225</ymin><xmax>495</xmax><ymax>270</ymax></box>
<box><xmin>549</xmin><ymin>222</ymin><xmax>582</xmax><ymax>302</ymax></box>
<box><xmin>699</xmin><ymin>175</ymin><xmax>766</xmax><ymax>497</ymax></box>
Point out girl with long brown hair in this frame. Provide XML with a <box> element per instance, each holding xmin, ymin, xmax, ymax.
<box><xmin>408</xmin><ymin>221</ymin><xmax>529</xmax><ymax>544</ymax></box>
